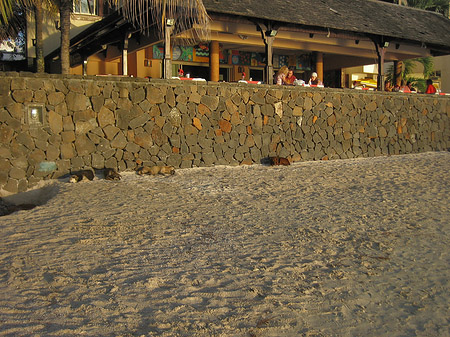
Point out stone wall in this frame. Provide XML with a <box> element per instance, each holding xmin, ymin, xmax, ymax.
<box><xmin>1</xmin><ymin>72</ymin><xmax>449</xmax><ymax>195</ymax></box>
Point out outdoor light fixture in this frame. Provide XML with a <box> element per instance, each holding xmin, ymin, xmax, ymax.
<box><xmin>166</xmin><ymin>18</ymin><xmax>175</xmax><ymax>26</ymax></box>
<box><xmin>309</xmin><ymin>33</ymin><xmax>314</xmax><ymax>38</ymax></box>
<box><xmin>268</xmin><ymin>30</ymin><xmax>277</xmax><ymax>37</ymax></box>
<box><xmin>355</xmin><ymin>39</ymin><xmax>359</xmax><ymax>44</ymax></box>
<box><xmin>383</xmin><ymin>41</ymin><xmax>390</xmax><ymax>48</ymax></box>
<box><xmin>26</xmin><ymin>104</ymin><xmax>44</xmax><ymax>125</ymax></box>
<box><xmin>395</xmin><ymin>43</ymin><xmax>400</xmax><ymax>49</ymax></box>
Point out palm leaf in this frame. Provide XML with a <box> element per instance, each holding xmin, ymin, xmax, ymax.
<box><xmin>109</xmin><ymin>0</ymin><xmax>210</xmax><ymax>45</ymax></box>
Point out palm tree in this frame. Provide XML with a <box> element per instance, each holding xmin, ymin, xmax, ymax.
<box><xmin>386</xmin><ymin>57</ymin><xmax>434</xmax><ymax>92</ymax></box>
<box><xmin>406</xmin><ymin>0</ymin><xmax>449</xmax><ymax>14</ymax></box>
<box><xmin>1</xmin><ymin>0</ymin><xmax>57</xmax><ymax>72</ymax></box>
<box><xmin>57</xmin><ymin>0</ymin><xmax>71</xmax><ymax>74</ymax></box>
<box><xmin>0</xmin><ymin>0</ymin><xmax>30</xmax><ymax>40</ymax></box>
<box><xmin>384</xmin><ymin>0</ymin><xmax>448</xmax><ymax>90</ymax></box>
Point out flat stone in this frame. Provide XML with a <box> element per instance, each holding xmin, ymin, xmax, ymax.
<box><xmin>66</xmin><ymin>92</ymin><xmax>88</xmax><ymax>111</ymax></box>
<box><xmin>193</xmin><ymin>117</ymin><xmax>202</xmax><ymax>130</ymax></box>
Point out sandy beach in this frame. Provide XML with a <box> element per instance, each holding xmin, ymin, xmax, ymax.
<box><xmin>1</xmin><ymin>151</ymin><xmax>449</xmax><ymax>337</ymax></box>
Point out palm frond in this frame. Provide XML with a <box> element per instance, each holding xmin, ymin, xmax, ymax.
<box><xmin>416</xmin><ymin>57</ymin><xmax>434</xmax><ymax>78</ymax></box>
<box><xmin>110</xmin><ymin>0</ymin><xmax>210</xmax><ymax>45</ymax></box>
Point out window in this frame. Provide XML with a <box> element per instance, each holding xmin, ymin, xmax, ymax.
<box><xmin>73</xmin><ymin>0</ymin><xmax>98</xmax><ymax>15</ymax></box>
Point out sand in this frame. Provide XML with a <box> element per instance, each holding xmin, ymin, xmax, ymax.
<box><xmin>0</xmin><ymin>152</ymin><xmax>449</xmax><ymax>337</ymax></box>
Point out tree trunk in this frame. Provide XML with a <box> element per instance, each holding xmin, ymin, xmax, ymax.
<box><xmin>35</xmin><ymin>0</ymin><xmax>44</xmax><ymax>73</ymax></box>
<box><xmin>395</xmin><ymin>60</ymin><xmax>403</xmax><ymax>87</ymax></box>
<box><xmin>60</xmin><ymin>0</ymin><xmax>71</xmax><ymax>74</ymax></box>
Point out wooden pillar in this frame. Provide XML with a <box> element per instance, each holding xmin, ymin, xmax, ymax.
<box><xmin>164</xmin><ymin>21</ymin><xmax>174</xmax><ymax>79</ymax></box>
<box><xmin>316</xmin><ymin>52</ymin><xmax>323</xmax><ymax>82</ymax></box>
<box><xmin>265</xmin><ymin>36</ymin><xmax>275</xmax><ymax>84</ymax></box>
<box><xmin>209</xmin><ymin>40</ymin><xmax>220</xmax><ymax>82</ymax></box>
<box><xmin>82</xmin><ymin>59</ymin><xmax>88</xmax><ymax>76</ymax></box>
<box><xmin>377</xmin><ymin>47</ymin><xmax>386</xmax><ymax>91</ymax></box>
<box><xmin>122</xmin><ymin>32</ymin><xmax>129</xmax><ymax>76</ymax></box>
<box><xmin>394</xmin><ymin>60</ymin><xmax>402</xmax><ymax>87</ymax></box>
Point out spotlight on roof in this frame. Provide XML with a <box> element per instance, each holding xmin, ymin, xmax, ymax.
<box><xmin>383</xmin><ymin>41</ymin><xmax>390</xmax><ymax>48</ymax></box>
<box><xmin>268</xmin><ymin>30</ymin><xmax>277</xmax><ymax>37</ymax></box>
<box><xmin>166</xmin><ymin>18</ymin><xmax>175</xmax><ymax>26</ymax></box>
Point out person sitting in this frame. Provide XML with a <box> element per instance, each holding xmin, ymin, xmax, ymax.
<box><xmin>275</xmin><ymin>66</ymin><xmax>289</xmax><ymax>85</ymax></box>
<box><xmin>425</xmin><ymin>79</ymin><xmax>437</xmax><ymax>94</ymax></box>
<box><xmin>400</xmin><ymin>80</ymin><xmax>411</xmax><ymax>93</ymax></box>
<box><xmin>284</xmin><ymin>68</ymin><xmax>297</xmax><ymax>85</ymax></box>
<box><xmin>384</xmin><ymin>81</ymin><xmax>393</xmax><ymax>92</ymax></box>
<box><xmin>406</xmin><ymin>81</ymin><xmax>416</xmax><ymax>92</ymax></box>
<box><xmin>308</xmin><ymin>72</ymin><xmax>322</xmax><ymax>86</ymax></box>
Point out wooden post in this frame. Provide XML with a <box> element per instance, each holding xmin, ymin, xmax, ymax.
<box><xmin>164</xmin><ymin>21</ymin><xmax>174</xmax><ymax>79</ymax></box>
<box><xmin>265</xmin><ymin>35</ymin><xmax>275</xmax><ymax>84</ymax></box>
<box><xmin>122</xmin><ymin>32</ymin><xmax>129</xmax><ymax>76</ymax></box>
<box><xmin>394</xmin><ymin>60</ymin><xmax>402</xmax><ymax>87</ymax></box>
<box><xmin>209</xmin><ymin>40</ymin><xmax>220</xmax><ymax>82</ymax></box>
<box><xmin>377</xmin><ymin>47</ymin><xmax>386</xmax><ymax>91</ymax></box>
<box><xmin>316</xmin><ymin>52</ymin><xmax>323</xmax><ymax>82</ymax></box>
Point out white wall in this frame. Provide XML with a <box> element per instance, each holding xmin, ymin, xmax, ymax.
<box><xmin>434</xmin><ymin>55</ymin><xmax>450</xmax><ymax>93</ymax></box>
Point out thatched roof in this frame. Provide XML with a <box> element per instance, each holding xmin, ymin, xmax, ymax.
<box><xmin>203</xmin><ymin>0</ymin><xmax>450</xmax><ymax>53</ymax></box>
<box><xmin>46</xmin><ymin>0</ymin><xmax>450</xmax><ymax>66</ymax></box>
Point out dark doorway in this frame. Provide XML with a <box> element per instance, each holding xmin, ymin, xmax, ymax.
<box><xmin>249</xmin><ymin>68</ymin><xmax>264</xmax><ymax>82</ymax></box>
<box><xmin>182</xmin><ymin>65</ymin><xmax>209</xmax><ymax>79</ymax></box>
<box><xmin>324</xmin><ymin>69</ymin><xmax>342</xmax><ymax>88</ymax></box>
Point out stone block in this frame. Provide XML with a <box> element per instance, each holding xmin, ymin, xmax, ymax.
<box><xmin>91</xmin><ymin>153</ymin><xmax>105</xmax><ymax>169</ymax></box>
<box><xmin>200</xmin><ymin>95</ymin><xmax>219</xmax><ymax>111</ymax></box>
<box><xmin>218</xmin><ymin>119</ymin><xmax>232</xmax><ymax>133</ymax></box>
<box><xmin>11</xmin><ymin>78</ymin><xmax>25</xmax><ymax>90</ymax></box>
<box><xmin>66</xmin><ymin>92</ymin><xmax>88</xmax><ymax>111</ymax></box>
<box><xmin>3</xmin><ymin>178</ymin><xmax>18</xmax><ymax>193</ymax></box>
<box><xmin>9</xmin><ymin>166</ymin><xmax>26</xmax><ymax>180</ymax></box>
<box><xmin>130</xmin><ymin>87</ymin><xmax>146</xmax><ymax>103</ymax></box>
<box><xmin>134</xmin><ymin>132</ymin><xmax>153</xmax><ymax>148</ymax></box>
<box><xmin>98</xmin><ymin>106</ymin><xmax>115</xmax><ymax>128</ymax></box>
<box><xmin>105</xmin><ymin>157</ymin><xmax>118</xmax><ymax>170</ymax></box>
<box><xmin>129</xmin><ymin>114</ymin><xmax>150</xmax><ymax>129</ymax></box>
<box><xmin>250</xmin><ymin>92</ymin><xmax>265</xmax><ymax>105</ymax></box>
<box><xmin>12</xmin><ymin>89</ymin><xmax>33</xmax><ymax>103</ymax></box>
<box><xmin>0</xmin><ymin>125</ymin><xmax>14</xmax><ymax>144</ymax></box>
<box><xmin>168</xmin><ymin>108</ymin><xmax>181</xmax><ymax>127</ymax></box>
<box><xmin>110</xmin><ymin>131</ymin><xmax>128</xmax><ymax>149</ymax></box>
<box><xmin>48</xmin><ymin>92</ymin><xmax>65</xmax><ymax>106</ymax></box>
<box><xmin>48</xmin><ymin>110</ymin><xmax>63</xmax><ymax>134</ymax></box>
<box><xmin>75</xmin><ymin>119</ymin><xmax>97</xmax><ymax>135</ymax></box>
<box><xmin>74</xmin><ymin>134</ymin><xmax>96</xmax><ymax>156</ymax></box>
<box><xmin>147</xmin><ymin>87</ymin><xmax>165</xmax><ymax>104</ymax></box>
<box><xmin>5</xmin><ymin>103</ymin><xmax>22</xmax><ymax>120</ymax></box>
<box><xmin>193</xmin><ymin>117</ymin><xmax>202</xmax><ymax>130</ymax></box>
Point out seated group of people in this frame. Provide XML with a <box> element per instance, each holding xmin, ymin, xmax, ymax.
<box><xmin>275</xmin><ymin>66</ymin><xmax>323</xmax><ymax>86</ymax></box>
<box><xmin>384</xmin><ymin>80</ymin><xmax>415</xmax><ymax>93</ymax></box>
<box><xmin>384</xmin><ymin>79</ymin><xmax>437</xmax><ymax>94</ymax></box>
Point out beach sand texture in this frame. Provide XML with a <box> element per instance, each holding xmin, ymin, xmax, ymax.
<box><xmin>0</xmin><ymin>152</ymin><xmax>449</xmax><ymax>337</ymax></box>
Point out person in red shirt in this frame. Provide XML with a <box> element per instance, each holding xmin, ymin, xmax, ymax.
<box><xmin>425</xmin><ymin>79</ymin><xmax>437</xmax><ymax>94</ymax></box>
<box><xmin>284</xmin><ymin>69</ymin><xmax>297</xmax><ymax>85</ymax></box>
